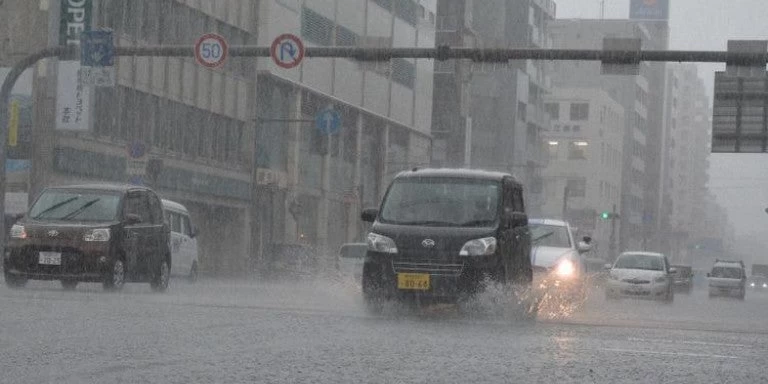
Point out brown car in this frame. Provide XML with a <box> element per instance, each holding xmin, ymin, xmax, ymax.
<box><xmin>3</xmin><ymin>184</ymin><xmax>171</xmax><ymax>292</ymax></box>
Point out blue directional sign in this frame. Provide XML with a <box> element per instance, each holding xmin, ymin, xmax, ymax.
<box><xmin>81</xmin><ymin>29</ymin><xmax>114</xmax><ymax>67</ymax></box>
<box><xmin>316</xmin><ymin>108</ymin><xmax>341</xmax><ymax>135</ymax></box>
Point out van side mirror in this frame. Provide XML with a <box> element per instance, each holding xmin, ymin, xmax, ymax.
<box><xmin>125</xmin><ymin>213</ymin><xmax>142</xmax><ymax>225</ymax></box>
<box><xmin>604</xmin><ymin>263</ymin><xmax>612</xmax><ymax>270</ymax></box>
<box><xmin>577</xmin><ymin>241</ymin><xmax>592</xmax><ymax>253</ymax></box>
<box><xmin>706</xmin><ymin>272</ymin><xmax>711</xmax><ymax>278</ymax></box>
<box><xmin>669</xmin><ymin>267</ymin><xmax>678</xmax><ymax>275</ymax></box>
<box><xmin>361</xmin><ymin>208</ymin><xmax>378</xmax><ymax>223</ymax></box>
<box><xmin>189</xmin><ymin>227</ymin><xmax>197</xmax><ymax>238</ymax></box>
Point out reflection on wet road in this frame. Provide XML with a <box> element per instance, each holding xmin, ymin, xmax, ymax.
<box><xmin>1</xmin><ymin>277</ymin><xmax>767</xmax><ymax>383</ymax></box>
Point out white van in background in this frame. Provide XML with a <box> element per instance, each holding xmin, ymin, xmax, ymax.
<box><xmin>162</xmin><ymin>199</ymin><xmax>200</xmax><ymax>282</ymax></box>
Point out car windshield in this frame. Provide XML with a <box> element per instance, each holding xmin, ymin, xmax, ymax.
<box><xmin>529</xmin><ymin>223</ymin><xmax>572</xmax><ymax>248</ymax></box>
<box><xmin>614</xmin><ymin>254</ymin><xmax>665</xmax><ymax>271</ymax></box>
<box><xmin>28</xmin><ymin>190</ymin><xmax>120</xmax><ymax>222</ymax></box>
<box><xmin>711</xmin><ymin>267</ymin><xmax>743</xmax><ymax>279</ymax></box>
<box><xmin>379</xmin><ymin>178</ymin><xmax>500</xmax><ymax>227</ymax></box>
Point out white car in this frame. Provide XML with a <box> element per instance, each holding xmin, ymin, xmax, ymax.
<box><xmin>162</xmin><ymin>199</ymin><xmax>200</xmax><ymax>282</ymax></box>
<box><xmin>605</xmin><ymin>251</ymin><xmax>675</xmax><ymax>302</ymax></box>
<box><xmin>529</xmin><ymin>219</ymin><xmax>592</xmax><ymax>296</ymax></box>
<box><xmin>708</xmin><ymin>260</ymin><xmax>746</xmax><ymax>299</ymax></box>
<box><xmin>338</xmin><ymin>243</ymin><xmax>366</xmax><ymax>283</ymax></box>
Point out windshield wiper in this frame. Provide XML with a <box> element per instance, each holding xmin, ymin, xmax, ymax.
<box><xmin>60</xmin><ymin>198</ymin><xmax>101</xmax><ymax>220</ymax></box>
<box><xmin>395</xmin><ymin>220</ymin><xmax>457</xmax><ymax>226</ymax></box>
<box><xmin>532</xmin><ymin>231</ymin><xmax>555</xmax><ymax>243</ymax></box>
<box><xmin>32</xmin><ymin>196</ymin><xmax>79</xmax><ymax>219</ymax></box>
<box><xmin>458</xmin><ymin>219</ymin><xmax>494</xmax><ymax>227</ymax></box>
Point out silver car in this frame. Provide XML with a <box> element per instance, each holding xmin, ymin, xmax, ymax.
<box><xmin>604</xmin><ymin>252</ymin><xmax>676</xmax><ymax>302</ymax></box>
<box><xmin>708</xmin><ymin>260</ymin><xmax>746</xmax><ymax>300</ymax></box>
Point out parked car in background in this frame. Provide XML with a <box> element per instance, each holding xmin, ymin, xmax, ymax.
<box><xmin>338</xmin><ymin>242</ymin><xmax>366</xmax><ymax>283</ymax></box>
<box><xmin>671</xmin><ymin>264</ymin><xmax>693</xmax><ymax>293</ymax></box>
<box><xmin>4</xmin><ymin>184</ymin><xmax>171</xmax><ymax>292</ymax></box>
<box><xmin>269</xmin><ymin>243</ymin><xmax>319</xmax><ymax>280</ymax></box>
<box><xmin>604</xmin><ymin>251</ymin><xmax>675</xmax><ymax>302</ymax></box>
<box><xmin>708</xmin><ymin>259</ymin><xmax>746</xmax><ymax>300</ymax></box>
<box><xmin>162</xmin><ymin>199</ymin><xmax>199</xmax><ymax>282</ymax></box>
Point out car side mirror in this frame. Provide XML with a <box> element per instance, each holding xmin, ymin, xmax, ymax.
<box><xmin>706</xmin><ymin>272</ymin><xmax>711</xmax><ymax>278</ymax></box>
<box><xmin>125</xmin><ymin>213</ymin><xmax>142</xmax><ymax>225</ymax></box>
<box><xmin>577</xmin><ymin>241</ymin><xmax>592</xmax><ymax>253</ymax></box>
<box><xmin>604</xmin><ymin>263</ymin><xmax>612</xmax><ymax>270</ymax></box>
<box><xmin>189</xmin><ymin>227</ymin><xmax>197</xmax><ymax>238</ymax></box>
<box><xmin>361</xmin><ymin>208</ymin><xmax>378</xmax><ymax>223</ymax></box>
<box><xmin>669</xmin><ymin>267</ymin><xmax>678</xmax><ymax>275</ymax></box>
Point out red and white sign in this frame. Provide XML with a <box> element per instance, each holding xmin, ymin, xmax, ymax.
<box><xmin>194</xmin><ymin>33</ymin><xmax>229</xmax><ymax>68</ymax></box>
<box><xmin>270</xmin><ymin>34</ymin><xmax>305</xmax><ymax>69</ymax></box>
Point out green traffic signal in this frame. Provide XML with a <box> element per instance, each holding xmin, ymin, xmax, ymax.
<box><xmin>600</xmin><ymin>212</ymin><xmax>611</xmax><ymax>220</ymax></box>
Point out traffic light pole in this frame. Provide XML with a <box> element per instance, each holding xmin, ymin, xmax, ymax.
<box><xmin>609</xmin><ymin>204</ymin><xmax>618</xmax><ymax>260</ymax></box>
<box><xmin>2</xmin><ymin>44</ymin><xmax>768</xmax><ymax>253</ymax></box>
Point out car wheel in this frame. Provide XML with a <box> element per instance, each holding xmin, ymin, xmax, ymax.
<box><xmin>4</xmin><ymin>271</ymin><xmax>27</xmax><ymax>289</ymax></box>
<box><xmin>60</xmin><ymin>280</ymin><xmax>78</xmax><ymax>290</ymax></box>
<box><xmin>188</xmin><ymin>261</ymin><xmax>198</xmax><ymax>283</ymax></box>
<box><xmin>103</xmin><ymin>259</ymin><xmax>126</xmax><ymax>291</ymax></box>
<box><xmin>151</xmin><ymin>258</ymin><xmax>170</xmax><ymax>292</ymax></box>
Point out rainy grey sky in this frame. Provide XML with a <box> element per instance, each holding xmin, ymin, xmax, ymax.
<box><xmin>559</xmin><ymin>0</ymin><xmax>768</xmax><ymax>252</ymax></box>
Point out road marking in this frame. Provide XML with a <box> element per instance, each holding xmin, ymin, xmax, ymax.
<box><xmin>627</xmin><ymin>336</ymin><xmax>748</xmax><ymax>348</ymax></box>
<box><xmin>601</xmin><ymin>347</ymin><xmax>740</xmax><ymax>360</ymax></box>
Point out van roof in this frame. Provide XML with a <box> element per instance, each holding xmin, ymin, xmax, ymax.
<box><xmin>161</xmin><ymin>199</ymin><xmax>188</xmax><ymax>213</ymax></box>
<box><xmin>714</xmin><ymin>260</ymin><xmax>744</xmax><ymax>268</ymax></box>
<box><xmin>47</xmin><ymin>183</ymin><xmax>152</xmax><ymax>194</ymax></box>
<box><xmin>394</xmin><ymin>168</ymin><xmax>518</xmax><ymax>183</ymax></box>
<box><xmin>529</xmin><ymin>218</ymin><xmax>568</xmax><ymax>227</ymax></box>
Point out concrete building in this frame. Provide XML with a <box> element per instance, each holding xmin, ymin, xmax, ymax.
<box><xmin>658</xmin><ymin>63</ymin><xmax>711</xmax><ymax>262</ymax></box>
<box><xmin>254</xmin><ymin>0</ymin><xmax>436</xmax><ymax>270</ymax></box>
<box><xmin>550</xmin><ymin>19</ymin><xmax>667</xmax><ymax>251</ymax></box>
<box><xmin>431</xmin><ymin>0</ymin><xmax>557</xmax><ymax>214</ymax></box>
<box><xmin>541</xmin><ymin>88</ymin><xmax>624</xmax><ymax>260</ymax></box>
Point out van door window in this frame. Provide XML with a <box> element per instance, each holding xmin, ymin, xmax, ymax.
<box><xmin>180</xmin><ymin>215</ymin><xmax>190</xmax><ymax>237</ymax></box>
<box><xmin>170</xmin><ymin>213</ymin><xmax>181</xmax><ymax>233</ymax></box>
<box><xmin>123</xmin><ymin>193</ymin><xmax>147</xmax><ymax>223</ymax></box>
<box><xmin>147</xmin><ymin>195</ymin><xmax>163</xmax><ymax>224</ymax></box>
<box><xmin>512</xmin><ymin>188</ymin><xmax>525</xmax><ymax>213</ymax></box>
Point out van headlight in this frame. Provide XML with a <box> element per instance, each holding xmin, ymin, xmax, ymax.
<box><xmin>10</xmin><ymin>224</ymin><xmax>26</xmax><ymax>239</ymax></box>
<box><xmin>459</xmin><ymin>237</ymin><xmax>497</xmax><ymax>256</ymax></box>
<box><xmin>84</xmin><ymin>228</ymin><xmax>110</xmax><ymax>242</ymax></box>
<box><xmin>367</xmin><ymin>233</ymin><xmax>397</xmax><ymax>254</ymax></box>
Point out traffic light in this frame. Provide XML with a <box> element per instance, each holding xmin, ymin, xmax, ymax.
<box><xmin>600</xmin><ymin>211</ymin><xmax>611</xmax><ymax>220</ymax></box>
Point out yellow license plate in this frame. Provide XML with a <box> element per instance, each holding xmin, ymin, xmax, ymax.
<box><xmin>397</xmin><ymin>273</ymin><xmax>430</xmax><ymax>290</ymax></box>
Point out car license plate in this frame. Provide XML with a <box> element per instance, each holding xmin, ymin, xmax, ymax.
<box><xmin>38</xmin><ymin>252</ymin><xmax>62</xmax><ymax>265</ymax></box>
<box><xmin>397</xmin><ymin>273</ymin><xmax>430</xmax><ymax>290</ymax></box>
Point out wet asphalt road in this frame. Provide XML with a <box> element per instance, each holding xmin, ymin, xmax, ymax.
<box><xmin>1</xmin><ymin>277</ymin><xmax>767</xmax><ymax>384</ymax></box>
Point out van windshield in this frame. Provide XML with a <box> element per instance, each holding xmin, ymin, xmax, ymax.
<box><xmin>29</xmin><ymin>190</ymin><xmax>121</xmax><ymax>222</ymax></box>
<box><xmin>379</xmin><ymin>177</ymin><xmax>500</xmax><ymax>227</ymax></box>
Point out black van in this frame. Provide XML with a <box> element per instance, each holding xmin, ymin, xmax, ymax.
<box><xmin>360</xmin><ymin>168</ymin><xmax>531</xmax><ymax>309</ymax></box>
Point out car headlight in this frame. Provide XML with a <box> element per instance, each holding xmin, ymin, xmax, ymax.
<box><xmin>83</xmin><ymin>228</ymin><xmax>110</xmax><ymax>242</ymax></box>
<box><xmin>10</xmin><ymin>224</ymin><xmax>26</xmax><ymax>239</ymax></box>
<box><xmin>655</xmin><ymin>276</ymin><xmax>667</xmax><ymax>283</ymax></box>
<box><xmin>459</xmin><ymin>237</ymin><xmax>497</xmax><ymax>256</ymax></box>
<box><xmin>367</xmin><ymin>233</ymin><xmax>397</xmax><ymax>254</ymax></box>
<box><xmin>763</xmin><ymin>283</ymin><xmax>767</xmax><ymax>288</ymax></box>
<box><xmin>751</xmin><ymin>282</ymin><xmax>756</xmax><ymax>287</ymax></box>
<box><xmin>554</xmin><ymin>258</ymin><xmax>576</xmax><ymax>278</ymax></box>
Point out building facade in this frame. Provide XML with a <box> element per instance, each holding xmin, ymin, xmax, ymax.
<box><xmin>550</xmin><ymin>19</ymin><xmax>666</xmax><ymax>252</ymax></box>
<box><xmin>253</xmin><ymin>0</ymin><xmax>436</xmax><ymax>269</ymax></box>
<box><xmin>431</xmin><ymin>0</ymin><xmax>557</xmax><ymax>214</ymax></box>
<box><xmin>541</xmin><ymin>88</ymin><xmax>624</xmax><ymax>260</ymax></box>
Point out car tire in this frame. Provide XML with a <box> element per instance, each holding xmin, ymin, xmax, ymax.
<box><xmin>103</xmin><ymin>259</ymin><xmax>126</xmax><ymax>291</ymax></box>
<box><xmin>61</xmin><ymin>280</ymin><xmax>78</xmax><ymax>290</ymax></box>
<box><xmin>4</xmin><ymin>272</ymin><xmax>27</xmax><ymax>289</ymax></box>
<box><xmin>188</xmin><ymin>261</ymin><xmax>198</xmax><ymax>283</ymax></box>
<box><xmin>151</xmin><ymin>257</ymin><xmax>171</xmax><ymax>292</ymax></box>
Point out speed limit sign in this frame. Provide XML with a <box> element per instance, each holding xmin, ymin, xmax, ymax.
<box><xmin>194</xmin><ymin>33</ymin><xmax>228</xmax><ymax>69</ymax></box>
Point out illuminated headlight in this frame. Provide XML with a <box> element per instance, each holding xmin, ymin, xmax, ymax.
<box><xmin>751</xmin><ymin>282</ymin><xmax>756</xmax><ymax>287</ymax></box>
<box><xmin>10</xmin><ymin>224</ymin><xmax>26</xmax><ymax>239</ymax></box>
<box><xmin>554</xmin><ymin>259</ymin><xmax>576</xmax><ymax>277</ymax></box>
<box><xmin>367</xmin><ymin>233</ymin><xmax>397</xmax><ymax>254</ymax></box>
<box><xmin>459</xmin><ymin>237</ymin><xmax>497</xmax><ymax>256</ymax></box>
<box><xmin>655</xmin><ymin>276</ymin><xmax>667</xmax><ymax>283</ymax></box>
<box><xmin>763</xmin><ymin>283</ymin><xmax>767</xmax><ymax>288</ymax></box>
<box><xmin>84</xmin><ymin>228</ymin><xmax>111</xmax><ymax>242</ymax></box>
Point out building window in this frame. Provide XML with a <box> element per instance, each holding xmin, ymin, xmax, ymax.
<box><xmin>570</xmin><ymin>103</ymin><xmax>589</xmax><ymax>121</ymax></box>
<box><xmin>392</xmin><ymin>58</ymin><xmax>416</xmax><ymax>88</ymax></box>
<box><xmin>572</xmin><ymin>125</ymin><xmax>581</xmax><ymax>132</ymax></box>
<box><xmin>545</xmin><ymin>103</ymin><xmax>559</xmax><ymax>120</ymax></box>
<box><xmin>566</xmin><ymin>178</ymin><xmax>586</xmax><ymax>197</ymax></box>
<box><xmin>568</xmin><ymin>141</ymin><xmax>588</xmax><ymax>160</ymax></box>
<box><xmin>301</xmin><ymin>7</ymin><xmax>334</xmax><ymax>45</ymax></box>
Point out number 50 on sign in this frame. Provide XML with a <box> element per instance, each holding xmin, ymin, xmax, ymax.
<box><xmin>195</xmin><ymin>33</ymin><xmax>229</xmax><ymax>69</ymax></box>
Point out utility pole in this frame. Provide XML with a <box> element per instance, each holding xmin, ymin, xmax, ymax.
<box><xmin>561</xmin><ymin>184</ymin><xmax>569</xmax><ymax>220</ymax></box>
<box><xmin>609</xmin><ymin>203</ymin><xmax>618</xmax><ymax>260</ymax></box>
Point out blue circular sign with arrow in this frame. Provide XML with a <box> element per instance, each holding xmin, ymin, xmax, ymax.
<box><xmin>316</xmin><ymin>108</ymin><xmax>341</xmax><ymax>135</ymax></box>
